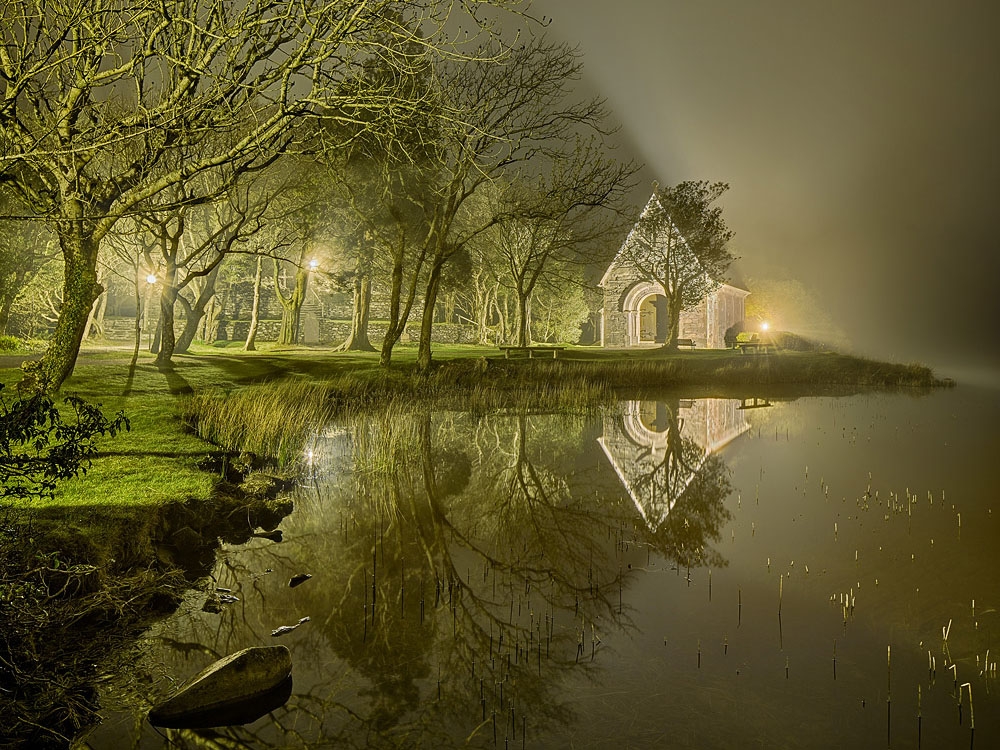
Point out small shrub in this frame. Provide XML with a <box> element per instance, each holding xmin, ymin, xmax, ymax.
<box><xmin>0</xmin><ymin>335</ymin><xmax>20</xmax><ymax>352</ymax></box>
<box><xmin>0</xmin><ymin>384</ymin><xmax>131</xmax><ymax>500</ymax></box>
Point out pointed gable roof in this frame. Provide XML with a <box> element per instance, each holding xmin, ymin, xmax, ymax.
<box><xmin>599</xmin><ymin>189</ymin><xmax>676</xmax><ymax>287</ymax></box>
<box><xmin>600</xmin><ymin>185</ymin><xmax>747</xmax><ymax>294</ymax></box>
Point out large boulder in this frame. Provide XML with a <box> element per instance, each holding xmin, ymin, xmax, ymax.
<box><xmin>148</xmin><ymin>646</ymin><xmax>292</xmax><ymax>728</ymax></box>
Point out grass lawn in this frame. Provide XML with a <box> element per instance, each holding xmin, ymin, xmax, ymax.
<box><xmin>1</xmin><ymin>340</ymin><xmax>946</xmax><ymax>515</ymax></box>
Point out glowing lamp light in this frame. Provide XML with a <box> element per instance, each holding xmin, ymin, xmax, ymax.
<box><xmin>760</xmin><ymin>322</ymin><xmax>770</xmax><ymax>332</ymax></box>
<box><xmin>308</xmin><ymin>259</ymin><xmax>319</xmax><ymax>270</ymax></box>
<box><xmin>146</xmin><ymin>274</ymin><xmax>157</xmax><ymax>284</ymax></box>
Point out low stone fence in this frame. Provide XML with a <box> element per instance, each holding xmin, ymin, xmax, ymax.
<box><xmin>97</xmin><ymin>316</ymin><xmax>483</xmax><ymax>347</ymax></box>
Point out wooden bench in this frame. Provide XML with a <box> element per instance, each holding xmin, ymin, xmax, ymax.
<box><xmin>734</xmin><ymin>333</ymin><xmax>770</xmax><ymax>354</ymax></box>
<box><xmin>736</xmin><ymin>340</ymin><xmax>770</xmax><ymax>354</ymax></box>
<box><xmin>738</xmin><ymin>396</ymin><xmax>772</xmax><ymax>410</ymax></box>
<box><xmin>498</xmin><ymin>345</ymin><xmax>565</xmax><ymax>359</ymax></box>
<box><xmin>676</xmin><ymin>338</ymin><xmax>696</xmax><ymax>348</ymax></box>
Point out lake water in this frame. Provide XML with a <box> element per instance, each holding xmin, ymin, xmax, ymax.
<box><xmin>88</xmin><ymin>385</ymin><xmax>999</xmax><ymax>749</ymax></box>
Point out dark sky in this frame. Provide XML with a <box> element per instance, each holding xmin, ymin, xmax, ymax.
<box><xmin>535</xmin><ymin>0</ymin><xmax>1000</xmax><ymax>380</ymax></box>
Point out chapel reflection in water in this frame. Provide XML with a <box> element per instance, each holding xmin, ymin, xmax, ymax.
<box><xmin>599</xmin><ymin>398</ymin><xmax>750</xmax><ymax>566</ymax></box>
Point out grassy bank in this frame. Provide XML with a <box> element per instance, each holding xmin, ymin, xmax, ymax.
<box><xmin>1</xmin><ymin>342</ymin><xmax>947</xmax><ymax>512</ymax></box>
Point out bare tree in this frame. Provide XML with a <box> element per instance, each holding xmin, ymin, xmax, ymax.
<box><xmin>0</xmin><ymin>0</ymin><xmax>529</xmax><ymax>391</ymax></box>
<box><xmin>322</xmin><ymin>138</ymin><xmax>434</xmax><ymax>366</ymax></box>
<box><xmin>403</xmin><ymin>38</ymin><xmax>630</xmax><ymax>371</ymax></box>
<box><xmin>616</xmin><ymin>181</ymin><xmax>736</xmax><ymax>351</ymax></box>
<box><xmin>320</xmin><ymin>24</ymin><xmax>438</xmax><ymax>354</ymax></box>
<box><xmin>141</xmin><ymin>182</ymin><xmax>266</xmax><ymax>364</ymax></box>
<box><xmin>480</xmin><ymin>150</ymin><xmax>634</xmax><ymax>347</ymax></box>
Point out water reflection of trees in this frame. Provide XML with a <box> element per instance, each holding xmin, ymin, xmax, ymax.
<box><xmin>310</xmin><ymin>409</ymin><xmax>628</xmax><ymax>747</ymax></box>
<box><xmin>122</xmin><ymin>403</ymin><xmax>737</xmax><ymax>748</ymax></box>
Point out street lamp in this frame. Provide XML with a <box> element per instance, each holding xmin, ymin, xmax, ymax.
<box><xmin>146</xmin><ymin>273</ymin><xmax>157</xmax><ymax>285</ymax></box>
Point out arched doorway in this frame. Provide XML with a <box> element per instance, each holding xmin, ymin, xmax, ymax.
<box><xmin>638</xmin><ymin>294</ymin><xmax>669</xmax><ymax>344</ymax></box>
<box><xmin>622</xmin><ymin>281</ymin><xmax>669</xmax><ymax>347</ymax></box>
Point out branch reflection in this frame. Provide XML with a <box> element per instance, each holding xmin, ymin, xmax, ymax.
<box><xmin>106</xmin><ymin>401</ymin><xmax>742</xmax><ymax>748</ymax></box>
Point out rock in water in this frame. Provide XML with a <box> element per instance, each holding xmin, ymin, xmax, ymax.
<box><xmin>148</xmin><ymin>646</ymin><xmax>292</xmax><ymax>728</ymax></box>
<box><xmin>271</xmin><ymin>616</ymin><xmax>310</xmax><ymax>637</ymax></box>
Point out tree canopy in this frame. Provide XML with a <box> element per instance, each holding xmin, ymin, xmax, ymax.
<box><xmin>0</xmin><ymin>0</ymin><xmax>530</xmax><ymax>390</ymax></box>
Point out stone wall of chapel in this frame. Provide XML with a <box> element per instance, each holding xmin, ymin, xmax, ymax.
<box><xmin>601</xmin><ymin>261</ymin><xmax>748</xmax><ymax>349</ymax></box>
<box><xmin>601</xmin><ymin>265</ymin><xmax>638</xmax><ymax>347</ymax></box>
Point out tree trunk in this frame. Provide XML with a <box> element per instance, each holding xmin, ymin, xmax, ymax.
<box><xmin>416</xmin><ymin>263</ymin><xmax>443</xmax><ymax>373</ymax></box>
<box><xmin>0</xmin><ymin>297</ymin><xmax>14</xmax><ymax>335</ymax></box>
<box><xmin>130</xmin><ymin>268</ymin><xmax>142</xmax><ymax>370</ymax></box>
<box><xmin>442</xmin><ymin>292</ymin><xmax>456</xmax><ymax>324</ymax></box>
<box><xmin>516</xmin><ymin>291</ymin><xmax>530</xmax><ymax>347</ymax></box>
<box><xmin>21</xmin><ymin>229</ymin><xmax>101</xmax><ymax>392</ymax></box>
<box><xmin>274</xmin><ymin>261</ymin><xmax>308</xmax><ymax>346</ymax></box>
<box><xmin>175</xmin><ymin>265</ymin><xmax>222</xmax><ymax>353</ymax></box>
<box><xmin>471</xmin><ymin>273</ymin><xmax>489</xmax><ymax>345</ymax></box>
<box><xmin>278</xmin><ymin>303</ymin><xmax>298</xmax><ymax>345</ymax></box>
<box><xmin>202</xmin><ymin>297</ymin><xmax>219</xmax><ymax>344</ymax></box>
<box><xmin>494</xmin><ymin>293</ymin><xmax>513</xmax><ymax>345</ymax></box>
<box><xmin>380</xmin><ymin>226</ymin><xmax>433</xmax><ymax>368</ymax></box>
<box><xmin>83</xmin><ymin>286</ymin><xmax>106</xmax><ymax>340</ymax></box>
<box><xmin>154</xmin><ymin>282</ymin><xmax>180</xmax><ymax>365</ymax></box>
<box><xmin>662</xmin><ymin>295</ymin><xmax>683</xmax><ymax>351</ymax></box>
<box><xmin>244</xmin><ymin>256</ymin><xmax>263</xmax><ymax>351</ymax></box>
<box><xmin>380</xmin><ymin>247</ymin><xmax>409</xmax><ymax>367</ymax></box>
<box><xmin>338</xmin><ymin>270</ymin><xmax>374</xmax><ymax>351</ymax></box>
<box><xmin>150</xmin><ymin>316</ymin><xmax>162</xmax><ymax>354</ymax></box>
<box><xmin>92</xmin><ymin>292</ymin><xmax>107</xmax><ymax>338</ymax></box>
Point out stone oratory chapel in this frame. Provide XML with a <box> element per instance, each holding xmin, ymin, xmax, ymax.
<box><xmin>599</xmin><ymin>192</ymin><xmax>748</xmax><ymax>349</ymax></box>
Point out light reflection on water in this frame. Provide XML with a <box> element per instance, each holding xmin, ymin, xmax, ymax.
<box><xmin>92</xmin><ymin>388</ymin><xmax>999</xmax><ymax>749</ymax></box>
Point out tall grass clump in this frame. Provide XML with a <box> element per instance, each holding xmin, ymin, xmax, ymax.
<box><xmin>426</xmin><ymin>364</ymin><xmax>615</xmax><ymax>414</ymax></box>
<box><xmin>182</xmin><ymin>379</ymin><xmax>336</xmax><ymax>468</ymax></box>
<box><xmin>342</xmin><ymin>398</ymin><xmax>422</xmax><ymax>477</ymax></box>
<box><xmin>319</xmin><ymin>360</ymin><xmax>617</xmax><ymax>415</ymax></box>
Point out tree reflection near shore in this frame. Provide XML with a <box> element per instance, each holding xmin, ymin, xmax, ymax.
<box><xmin>96</xmin><ymin>401</ymin><xmax>740</xmax><ymax>748</ymax></box>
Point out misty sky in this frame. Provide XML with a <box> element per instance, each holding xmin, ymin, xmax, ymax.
<box><xmin>535</xmin><ymin>0</ymin><xmax>1000</xmax><ymax>378</ymax></box>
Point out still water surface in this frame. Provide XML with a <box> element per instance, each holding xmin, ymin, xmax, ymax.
<box><xmin>90</xmin><ymin>386</ymin><xmax>999</xmax><ymax>748</ymax></box>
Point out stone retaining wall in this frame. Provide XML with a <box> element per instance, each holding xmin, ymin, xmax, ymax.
<box><xmin>96</xmin><ymin>316</ymin><xmax>482</xmax><ymax>347</ymax></box>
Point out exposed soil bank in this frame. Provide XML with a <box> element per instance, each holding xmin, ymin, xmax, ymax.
<box><xmin>0</xmin><ymin>471</ymin><xmax>293</xmax><ymax>750</ymax></box>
